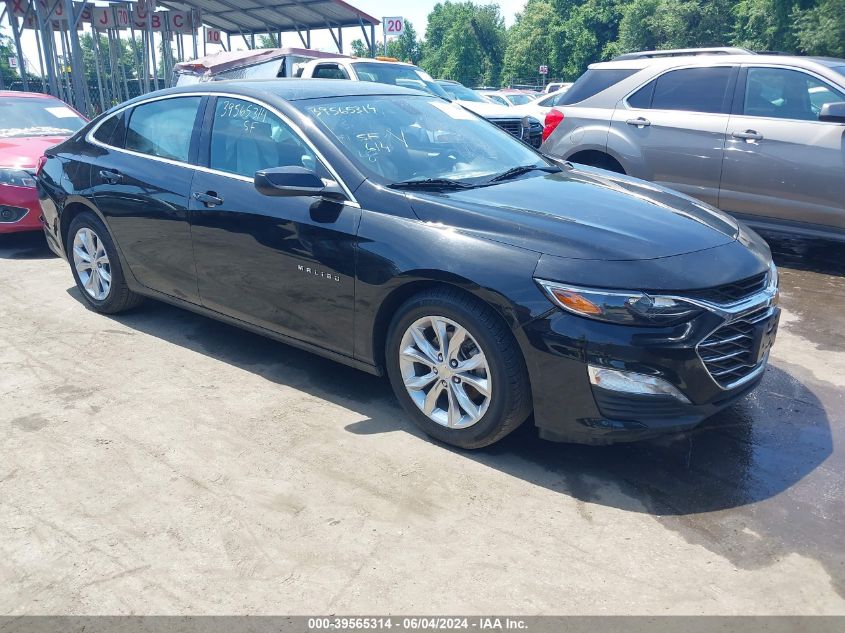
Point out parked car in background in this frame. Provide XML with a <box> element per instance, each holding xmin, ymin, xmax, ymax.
<box><xmin>542</xmin><ymin>53</ymin><xmax>845</xmax><ymax>242</ymax></box>
<box><xmin>172</xmin><ymin>48</ymin><xmax>345</xmax><ymax>85</ymax></box>
<box><xmin>437</xmin><ymin>80</ymin><xmax>543</xmax><ymax>147</ymax></box>
<box><xmin>543</xmin><ymin>82</ymin><xmax>572</xmax><ymax>94</ymax></box>
<box><xmin>479</xmin><ymin>90</ymin><xmax>536</xmax><ymax>107</ymax></box>
<box><xmin>0</xmin><ymin>91</ymin><xmax>86</xmax><ymax>234</ymax></box>
<box><xmin>512</xmin><ymin>86</ymin><xmax>571</xmax><ymax>123</ymax></box>
<box><xmin>299</xmin><ymin>57</ymin><xmax>451</xmax><ymax>99</ymax></box>
<box><xmin>38</xmin><ymin>80</ymin><xmax>778</xmax><ymax>448</ymax></box>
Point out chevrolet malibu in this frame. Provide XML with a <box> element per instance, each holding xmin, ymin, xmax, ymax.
<box><xmin>38</xmin><ymin>81</ymin><xmax>779</xmax><ymax>448</ymax></box>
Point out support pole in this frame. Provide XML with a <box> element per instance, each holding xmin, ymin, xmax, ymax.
<box><xmin>8</xmin><ymin>4</ymin><xmax>30</xmax><ymax>91</ymax></box>
<box><xmin>129</xmin><ymin>19</ymin><xmax>148</xmax><ymax>94</ymax></box>
<box><xmin>106</xmin><ymin>30</ymin><xmax>120</xmax><ymax>103</ymax></box>
<box><xmin>91</xmin><ymin>29</ymin><xmax>107</xmax><ymax>111</ymax></box>
<box><xmin>64</xmin><ymin>0</ymin><xmax>90</xmax><ymax>114</ymax></box>
<box><xmin>148</xmin><ymin>10</ymin><xmax>158</xmax><ymax>91</ymax></box>
<box><xmin>191</xmin><ymin>11</ymin><xmax>198</xmax><ymax>59</ymax></box>
<box><xmin>34</xmin><ymin>27</ymin><xmax>47</xmax><ymax>90</ymax></box>
<box><xmin>59</xmin><ymin>27</ymin><xmax>73</xmax><ymax>103</ymax></box>
<box><xmin>34</xmin><ymin>0</ymin><xmax>59</xmax><ymax>96</ymax></box>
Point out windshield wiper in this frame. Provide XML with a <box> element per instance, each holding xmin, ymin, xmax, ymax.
<box><xmin>486</xmin><ymin>164</ymin><xmax>561</xmax><ymax>184</ymax></box>
<box><xmin>388</xmin><ymin>178</ymin><xmax>474</xmax><ymax>191</ymax></box>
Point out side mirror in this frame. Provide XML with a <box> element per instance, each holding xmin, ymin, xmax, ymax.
<box><xmin>254</xmin><ymin>166</ymin><xmax>346</xmax><ymax>200</ymax></box>
<box><xmin>819</xmin><ymin>102</ymin><xmax>845</xmax><ymax>124</ymax></box>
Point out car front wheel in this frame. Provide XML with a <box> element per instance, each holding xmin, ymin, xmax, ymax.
<box><xmin>386</xmin><ymin>288</ymin><xmax>532</xmax><ymax>449</ymax></box>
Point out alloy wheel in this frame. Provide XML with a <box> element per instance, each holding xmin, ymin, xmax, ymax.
<box><xmin>398</xmin><ymin>315</ymin><xmax>491</xmax><ymax>429</ymax></box>
<box><xmin>72</xmin><ymin>227</ymin><xmax>111</xmax><ymax>301</ymax></box>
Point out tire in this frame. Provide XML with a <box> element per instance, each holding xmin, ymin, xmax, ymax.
<box><xmin>67</xmin><ymin>211</ymin><xmax>143</xmax><ymax>314</ymax></box>
<box><xmin>385</xmin><ymin>287</ymin><xmax>532</xmax><ymax>449</ymax></box>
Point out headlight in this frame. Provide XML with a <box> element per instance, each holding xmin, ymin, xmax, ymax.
<box><xmin>0</xmin><ymin>167</ymin><xmax>36</xmax><ymax>188</ymax></box>
<box><xmin>535</xmin><ymin>279</ymin><xmax>703</xmax><ymax>326</ymax></box>
<box><xmin>768</xmin><ymin>260</ymin><xmax>779</xmax><ymax>290</ymax></box>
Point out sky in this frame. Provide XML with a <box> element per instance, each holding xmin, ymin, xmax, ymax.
<box><xmin>3</xmin><ymin>0</ymin><xmax>529</xmax><ymax>78</ymax></box>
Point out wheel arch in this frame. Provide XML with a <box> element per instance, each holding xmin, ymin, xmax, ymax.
<box><xmin>369</xmin><ymin>274</ymin><xmax>523</xmax><ymax>374</ymax></box>
<box><xmin>567</xmin><ymin>149</ymin><xmax>626</xmax><ymax>174</ymax></box>
<box><xmin>60</xmin><ymin>197</ymin><xmax>108</xmax><ymax>252</ymax></box>
<box><xmin>60</xmin><ymin>197</ymin><xmax>140</xmax><ymax>290</ymax></box>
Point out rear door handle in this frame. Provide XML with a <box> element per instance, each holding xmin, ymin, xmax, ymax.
<box><xmin>732</xmin><ymin>130</ymin><xmax>763</xmax><ymax>141</ymax></box>
<box><xmin>99</xmin><ymin>169</ymin><xmax>122</xmax><ymax>184</ymax></box>
<box><xmin>626</xmin><ymin>117</ymin><xmax>651</xmax><ymax>127</ymax></box>
<box><xmin>192</xmin><ymin>191</ymin><xmax>224</xmax><ymax>208</ymax></box>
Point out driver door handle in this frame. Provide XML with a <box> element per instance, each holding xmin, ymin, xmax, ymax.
<box><xmin>193</xmin><ymin>191</ymin><xmax>224</xmax><ymax>208</ymax></box>
<box><xmin>626</xmin><ymin>117</ymin><xmax>651</xmax><ymax>127</ymax></box>
<box><xmin>99</xmin><ymin>169</ymin><xmax>122</xmax><ymax>184</ymax></box>
<box><xmin>732</xmin><ymin>130</ymin><xmax>763</xmax><ymax>141</ymax></box>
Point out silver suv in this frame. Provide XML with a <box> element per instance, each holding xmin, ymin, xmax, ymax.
<box><xmin>541</xmin><ymin>53</ymin><xmax>845</xmax><ymax>241</ymax></box>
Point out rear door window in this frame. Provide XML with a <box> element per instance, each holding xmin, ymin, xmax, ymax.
<box><xmin>743</xmin><ymin>67</ymin><xmax>845</xmax><ymax>121</ymax></box>
<box><xmin>93</xmin><ymin>112</ymin><xmax>126</xmax><ymax>147</ymax></box>
<box><xmin>649</xmin><ymin>67</ymin><xmax>733</xmax><ymax>113</ymax></box>
<box><xmin>209</xmin><ymin>97</ymin><xmax>317</xmax><ymax>179</ymax></box>
<box><xmin>125</xmin><ymin>97</ymin><xmax>202</xmax><ymax>162</ymax></box>
<box><xmin>558</xmin><ymin>68</ymin><xmax>638</xmax><ymax>105</ymax></box>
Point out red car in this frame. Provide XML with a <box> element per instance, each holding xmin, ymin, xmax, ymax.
<box><xmin>0</xmin><ymin>91</ymin><xmax>87</xmax><ymax>234</ymax></box>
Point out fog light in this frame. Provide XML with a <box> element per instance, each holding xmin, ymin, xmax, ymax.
<box><xmin>588</xmin><ymin>365</ymin><xmax>690</xmax><ymax>403</ymax></box>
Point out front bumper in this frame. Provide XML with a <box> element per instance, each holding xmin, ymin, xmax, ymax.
<box><xmin>521</xmin><ymin>286</ymin><xmax>780</xmax><ymax>444</ymax></box>
<box><xmin>0</xmin><ymin>184</ymin><xmax>43</xmax><ymax>234</ymax></box>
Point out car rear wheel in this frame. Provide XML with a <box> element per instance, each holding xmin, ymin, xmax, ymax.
<box><xmin>386</xmin><ymin>288</ymin><xmax>532</xmax><ymax>449</ymax></box>
<box><xmin>68</xmin><ymin>212</ymin><xmax>142</xmax><ymax>314</ymax></box>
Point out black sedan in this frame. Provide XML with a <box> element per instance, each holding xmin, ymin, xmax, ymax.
<box><xmin>38</xmin><ymin>80</ymin><xmax>780</xmax><ymax>448</ymax></box>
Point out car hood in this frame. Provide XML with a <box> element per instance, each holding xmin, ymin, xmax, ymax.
<box><xmin>0</xmin><ymin>136</ymin><xmax>68</xmax><ymax>168</ymax></box>
<box><xmin>407</xmin><ymin>165</ymin><xmax>740</xmax><ymax>261</ymax></box>
<box><xmin>455</xmin><ymin>99</ymin><xmax>518</xmax><ymax>118</ymax></box>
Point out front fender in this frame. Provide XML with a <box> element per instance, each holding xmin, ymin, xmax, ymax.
<box><xmin>353</xmin><ymin>208</ymin><xmax>549</xmax><ymax>368</ymax></box>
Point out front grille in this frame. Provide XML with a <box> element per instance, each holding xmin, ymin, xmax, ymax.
<box><xmin>686</xmin><ymin>272</ymin><xmax>768</xmax><ymax>304</ymax></box>
<box><xmin>492</xmin><ymin>118</ymin><xmax>521</xmax><ymax>136</ymax></box>
<box><xmin>0</xmin><ymin>205</ymin><xmax>29</xmax><ymax>223</ymax></box>
<box><xmin>491</xmin><ymin>118</ymin><xmax>543</xmax><ymax>148</ymax></box>
<box><xmin>698</xmin><ymin>307</ymin><xmax>774</xmax><ymax>388</ymax></box>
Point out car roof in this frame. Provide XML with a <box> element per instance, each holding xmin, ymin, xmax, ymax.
<box><xmin>0</xmin><ymin>91</ymin><xmax>58</xmax><ymax>99</ymax></box>
<box><xmin>314</xmin><ymin>57</ymin><xmax>416</xmax><ymax>67</ymax></box>
<box><xmin>124</xmin><ymin>79</ymin><xmax>429</xmax><ymax>104</ymax></box>
<box><xmin>589</xmin><ymin>54</ymin><xmax>845</xmax><ymax>71</ymax></box>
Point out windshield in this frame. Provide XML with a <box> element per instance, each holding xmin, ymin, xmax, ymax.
<box><xmin>438</xmin><ymin>82</ymin><xmax>486</xmax><ymax>103</ymax></box>
<box><xmin>300</xmin><ymin>95</ymin><xmax>548</xmax><ymax>184</ymax></box>
<box><xmin>353</xmin><ymin>62</ymin><xmax>451</xmax><ymax>100</ymax></box>
<box><xmin>0</xmin><ymin>97</ymin><xmax>86</xmax><ymax>138</ymax></box>
<box><xmin>506</xmin><ymin>94</ymin><xmax>533</xmax><ymax>106</ymax></box>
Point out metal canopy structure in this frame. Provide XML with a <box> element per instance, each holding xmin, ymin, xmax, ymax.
<box><xmin>1</xmin><ymin>0</ymin><xmax>379</xmax><ymax>116</ymax></box>
<box><xmin>160</xmin><ymin>0</ymin><xmax>379</xmax><ymax>36</ymax></box>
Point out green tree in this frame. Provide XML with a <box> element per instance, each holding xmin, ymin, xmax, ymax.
<box><xmin>733</xmin><ymin>0</ymin><xmax>817</xmax><ymax>52</ymax></box>
<box><xmin>421</xmin><ymin>1</ymin><xmax>507</xmax><ymax>86</ymax></box>
<box><xmin>502</xmin><ymin>0</ymin><xmax>558</xmax><ymax>84</ymax></box>
<box><xmin>616</xmin><ymin>0</ymin><xmax>735</xmax><ymax>56</ymax></box>
<box><xmin>258</xmin><ymin>35</ymin><xmax>277</xmax><ymax>48</ymax></box>
<box><xmin>551</xmin><ymin>0</ymin><xmax>625</xmax><ymax>79</ymax></box>
<box><xmin>793</xmin><ymin>0</ymin><xmax>845</xmax><ymax>56</ymax></box>
<box><xmin>1</xmin><ymin>32</ymin><xmax>18</xmax><ymax>88</ymax></box>
<box><xmin>386</xmin><ymin>20</ymin><xmax>423</xmax><ymax>64</ymax></box>
<box><xmin>350</xmin><ymin>39</ymin><xmax>370</xmax><ymax>57</ymax></box>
